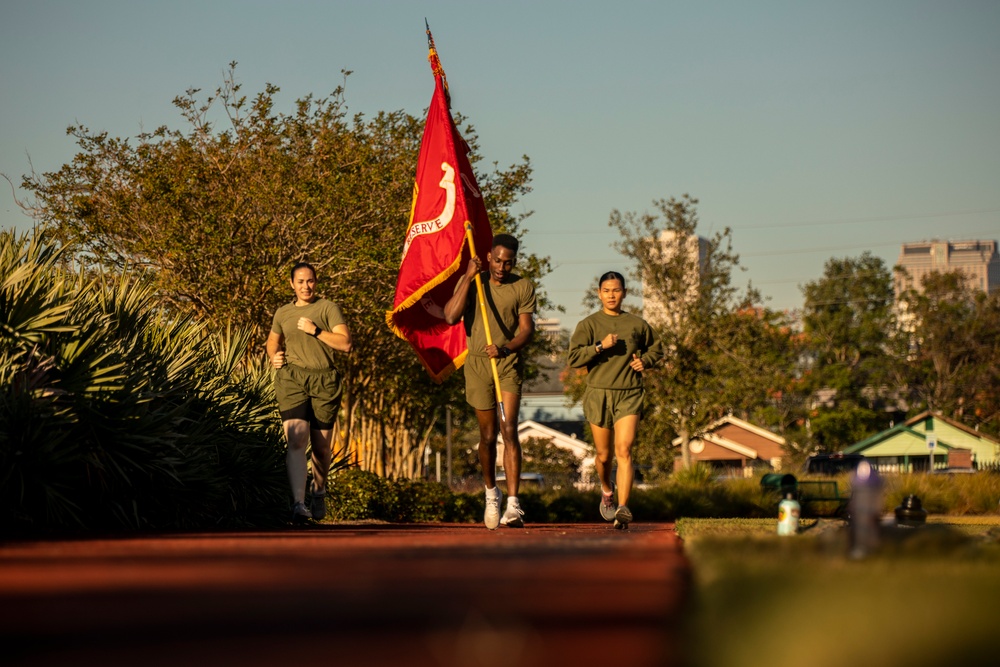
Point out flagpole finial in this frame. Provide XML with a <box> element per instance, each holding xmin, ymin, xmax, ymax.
<box><xmin>424</xmin><ymin>20</ymin><xmax>449</xmax><ymax>102</ymax></box>
<box><xmin>424</xmin><ymin>20</ymin><xmax>445</xmax><ymax>78</ymax></box>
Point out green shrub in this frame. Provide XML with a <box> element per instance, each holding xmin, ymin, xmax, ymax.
<box><xmin>327</xmin><ymin>469</ymin><xmax>393</xmax><ymax>521</ymax></box>
<box><xmin>393</xmin><ymin>479</ymin><xmax>451</xmax><ymax>522</ymax></box>
<box><xmin>672</xmin><ymin>463</ymin><xmax>715</xmax><ymax>486</ymax></box>
<box><xmin>516</xmin><ymin>491</ymin><xmax>549</xmax><ymax>523</ymax></box>
<box><xmin>0</xmin><ymin>230</ymin><xmax>287</xmax><ymax>533</ymax></box>
<box><xmin>630</xmin><ymin>486</ymin><xmax>677</xmax><ymax>521</ymax></box>
<box><xmin>715</xmin><ymin>477</ymin><xmax>776</xmax><ymax>518</ymax></box>
<box><xmin>546</xmin><ymin>488</ymin><xmax>596</xmax><ymax>522</ymax></box>
<box><xmin>444</xmin><ymin>491</ymin><xmax>482</xmax><ymax>523</ymax></box>
<box><xmin>315</xmin><ymin>467</ymin><xmax>999</xmax><ymax>525</ymax></box>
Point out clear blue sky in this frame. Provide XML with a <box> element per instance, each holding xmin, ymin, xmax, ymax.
<box><xmin>3</xmin><ymin>1</ymin><xmax>998</xmax><ymax>331</ymax></box>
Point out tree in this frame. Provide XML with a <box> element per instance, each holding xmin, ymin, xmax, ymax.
<box><xmin>894</xmin><ymin>270</ymin><xmax>1000</xmax><ymax>436</ymax></box>
<box><xmin>520</xmin><ymin>436</ymin><xmax>582</xmax><ymax>490</ymax></box>
<box><xmin>800</xmin><ymin>253</ymin><xmax>897</xmax><ymax>450</ymax></box>
<box><xmin>967</xmin><ymin>291</ymin><xmax>1000</xmax><ymax>437</ymax></box>
<box><xmin>13</xmin><ymin>65</ymin><xmax>549</xmax><ymax>478</ymax></box>
<box><xmin>743</xmin><ymin>323</ymin><xmax>813</xmax><ymax>461</ymax></box>
<box><xmin>599</xmin><ymin>195</ymin><xmax>794</xmax><ymax>471</ymax></box>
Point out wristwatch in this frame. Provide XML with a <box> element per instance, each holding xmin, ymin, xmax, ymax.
<box><xmin>311</xmin><ymin>327</ymin><xmax>323</xmax><ymax>338</ymax></box>
<box><xmin>596</xmin><ymin>342</ymin><xmax>603</xmax><ymax>353</ymax></box>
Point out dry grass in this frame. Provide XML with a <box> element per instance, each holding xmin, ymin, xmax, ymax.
<box><xmin>881</xmin><ymin>472</ymin><xmax>1000</xmax><ymax>514</ymax></box>
<box><xmin>789</xmin><ymin>469</ymin><xmax>1000</xmax><ymax>515</ymax></box>
<box><xmin>677</xmin><ymin>517</ymin><xmax>1000</xmax><ymax>667</ymax></box>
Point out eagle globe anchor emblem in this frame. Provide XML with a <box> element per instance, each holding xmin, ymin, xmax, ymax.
<box><xmin>405</xmin><ymin>161</ymin><xmax>461</xmax><ymax>322</ymax></box>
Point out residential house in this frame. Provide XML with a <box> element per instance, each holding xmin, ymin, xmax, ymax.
<box><xmin>498</xmin><ymin>419</ymin><xmax>594</xmax><ymax>480</ymax></box>
<box><xmin>512</xmin><ymin>342</ymin><xmax>591</xmax><ymax>479</ymax></box>
<box><xmin>671</xmin><ymin>415</ymin><xmax>787</xmax><ymax>476</ymax></box>
<box><xmin>843</xmin><ymin>411</ymin><xmax>1000</xmax><ymax>473</ymax></box>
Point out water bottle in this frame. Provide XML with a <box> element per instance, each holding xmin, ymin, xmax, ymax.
<box><xmin>777</xmin><ymin>493</ymin><xmax>800</xmax><ymax>535</ymax></box>
<box><xmin>848</xmin><ymin>460</ymin><xmax>882</xmax><ymax>559</ymax></box>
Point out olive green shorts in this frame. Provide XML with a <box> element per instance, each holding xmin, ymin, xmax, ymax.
<box><xmin>583</xmin><ymin>386</ymin><xmax>644</xmax><ymax>429</ymax></box>
<box><xmin>274</xmin><ymin>365</ymin><xmax>342</xmax><ymax>429</ymax></box>
<box><xmin>464</xmin><ymin>354</ymin><xmax>522</xmax><ymax>411</ymax></box>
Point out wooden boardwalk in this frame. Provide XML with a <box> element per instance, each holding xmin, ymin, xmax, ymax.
<box><xmin>1</xmin><ymin>522</ymin><xmax>690</xmax><ymax>667</ymax></box>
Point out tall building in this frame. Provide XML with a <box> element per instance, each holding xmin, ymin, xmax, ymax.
<box><xmin>642</xmin><ymin>230</ymin><xmax>710</xmax><ymax>329</ymax></box>
<box><xmin>896</xmin><ymin>239</ymin><xmax>1000</xmax><ymax>296</ymax></box>
<box><xmin>534</xmin><ymin>317</ymin><xmax>562</xmax><ymax>341</ymax></box>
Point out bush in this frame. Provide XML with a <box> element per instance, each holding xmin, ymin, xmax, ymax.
<box><xmin>314</xmin><ymin>467</ymin><xmax>999</xmax><ymax>526</ymax></box>
<box><xmin>630</xmin><ymin>486</ymin><xmax>678</xmax><ymax>521</ymax></box>
<box><xmin>326</xmin><ymin>472</ymin><xmax>480</xmax><ymax>523</ymax></box>
<box><xmin>444</xmin><ymin>491</ymin><xmax>482</xmax><ymax>523</ymax></box>
<box><xmin>546</xmin><ymin>488</ymin><xmax>596</xmax><ymax>523</ymax></box>
<box><xmin>0</xmin><ymin>230</ymin><xmax>288</xmax><ymax>533</ymax></box>
<box><xmin>516</xmin><ymin>491</ymin><xmax>549</xmax><ymax>523</ymax></box>
<box><xmin>327</xmin><ymin>469</ymin><xmax>393</xmax><ymax>521</ymax></box>
<box><xmin>393</xmin><ymin>479</ymin><xmax>451</xmax><ymax>522</ymax></box>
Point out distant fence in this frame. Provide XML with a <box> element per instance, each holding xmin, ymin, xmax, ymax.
<box><xmin>872</xmin><ymin>460</ymin><xmax>1000</xmax><ymax>474</ymax></box>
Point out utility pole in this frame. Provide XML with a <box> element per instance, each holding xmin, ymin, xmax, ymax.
<box><xmin>446</xmin><ymin>404</ymin><xmax>453</xmax><ymax>488</ymax></box>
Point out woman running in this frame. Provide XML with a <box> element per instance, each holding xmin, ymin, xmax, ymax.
<box><xmin>568</xmin><ymin>271</ymin><xmax>662</xmax><ymax>528</ymax></box>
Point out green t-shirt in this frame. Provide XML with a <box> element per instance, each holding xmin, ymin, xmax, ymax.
<box><xmin>463</xmin><ymin>273</ymin><xmax>536</xmax><ymax>357</ymax></box>
<box><xmin>568</xmin><ymin>310</ymin><xmax>662</xmax><ymax>390</ymax></box>
<box><xmin>270</xmin><ymin>298</ymin><xmax>346</xmax><ymax>370</ymax></box>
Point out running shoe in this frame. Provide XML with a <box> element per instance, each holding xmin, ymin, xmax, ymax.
<box><xmin>484</xmin><ymin>486</ymin><xmax>502</xmax><ymax>530</ymax></box>
<box><xmin>291</xmin><ymin>501</ymin><xmax>312</xmax><ymax>523</ymax></box>
<box><xmin>613</xmin><ymin>504</ymin><xmax>632</xmax><ymax>530</ymax></box>
<box><xmin>310</xmin><ymin>486</ymin><xmax>327</xmax><ymax>521</ymax></box>
<box><xmin>599</xmin><ymin>484</ymin><xmax>616</xmax><ymax>522</ymax></box>
<box><xmin>500</xmin><ymin>497</ymin><xmax>525</xmax><ymax>528</ymax></box>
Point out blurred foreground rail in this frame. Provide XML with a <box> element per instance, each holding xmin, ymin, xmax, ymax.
<box><xmin>1</xmin><ymin>522</ymin><xmax>690</xmax><ymax>667</ymax></box>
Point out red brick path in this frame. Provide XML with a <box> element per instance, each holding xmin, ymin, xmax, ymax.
<box><xmin>1</xmin><ymin>522</ymin><xmax>690</xmax><ymax>667</ymax></box>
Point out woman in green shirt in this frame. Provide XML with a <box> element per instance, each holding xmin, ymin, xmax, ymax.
<box><xmin>568</xmin><ymin>272</ymin><xmax>661</xmax><ymax>528</ymax></box>
<box><xmin>266</xmin><ymin>262</ymin><xmax>353</xmax><ymax>523</ymax></box>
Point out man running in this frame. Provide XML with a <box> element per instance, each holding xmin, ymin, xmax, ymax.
<box><xmin>444</xmin><ymin>234</ymin><xmax>536</xmax><ymax>529</ymax></box>
<box><xmin>266</xmin><ymin>262</ymin><xmax>352</xmax><ymax>522</ymax></box>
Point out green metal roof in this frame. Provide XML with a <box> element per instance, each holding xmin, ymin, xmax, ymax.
<box><xmin>844</xmin><ymin>424</ymin><xmax>956</xmax><ymax>456</ymax></box>
<box><xmin>845</xmin><ymin>413</ymin><xmax>999</xmax><ymax>463</ymax></box>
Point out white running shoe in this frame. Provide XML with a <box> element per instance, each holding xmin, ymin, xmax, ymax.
<box><xmin>500</xmin><ymin>497</ymin><xmax>525</xmax><ymax>528</ymax></box>
<box><xmin>484</xmin><ymin>487</ymin><xmax>502</xmax><ymax>530</ymax></box>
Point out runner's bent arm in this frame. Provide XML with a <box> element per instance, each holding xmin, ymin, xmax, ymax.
<box><xmin>443</xmin><ymin>257</ymin><xmax>481</xmax><ymax>325</ymax></box>
<box><xmin>320</xmin><ymin>323</ymin><xmax>352</xmax><ymax>353</ymax></box>
<box><xmin>567</xmin><ymin>319</ymin><xmax>600</xmax><ymax>369</ymax></box>
<box><xmin>266</xmin><ymin>331</ymin><xmax>285</xmax><ymax>368</ymax></box>
<box><xmin>488</xmin><ymin>312</ymin><xmax>534</xmax><ymax>358</ymax></box>
<box><xmin>297</xmin><ymin>318</ymin><xmax>352</xmax><ymax>353</ymax></box>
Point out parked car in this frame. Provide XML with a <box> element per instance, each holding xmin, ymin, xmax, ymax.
<box><xmin>496</xmin><ymin>472</ymin><xmax>546</xmax><ymax>490</ymax></box>
<box><xmin>804</xmin><ymin>453</ymin><xmax>866</xmax><ymax>476</ymax></box>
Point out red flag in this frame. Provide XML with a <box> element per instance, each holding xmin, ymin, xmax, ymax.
<box><xmin>386</xmin><ymin>41</ymin><xmax>492</xmax><ymax>382</ymax></box>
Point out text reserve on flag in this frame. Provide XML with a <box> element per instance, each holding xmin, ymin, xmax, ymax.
<box><xmin>401</xmin><ymin>161</ymin><xmax>456</xmax><ymax>260</ymax></box>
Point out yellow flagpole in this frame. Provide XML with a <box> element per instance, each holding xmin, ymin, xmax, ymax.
<box><xmin>464</xmin><ymin>223</ymin><xmax>506</xmax><ymax>423</ymax></box>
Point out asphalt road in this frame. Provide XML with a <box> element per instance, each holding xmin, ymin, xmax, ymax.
<box><xmin>1</xmin><ymin>522</ymin><xmax>690</xmax><ymax>667</ymax></box>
